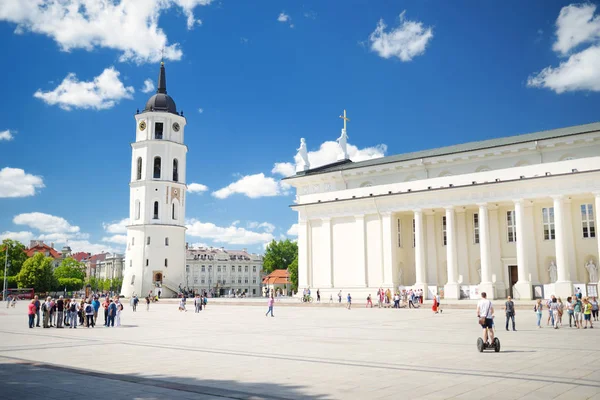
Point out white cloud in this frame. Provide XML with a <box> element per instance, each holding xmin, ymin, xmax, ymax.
<box><xmin>34</xmin><ymin>67</ymin><xmax>134</xmax><ymax>111</ymax></box>
<box><xmin>272</xmin><ymin>140</ymin><xmax>387</xmax><ymax>177</ymax></box>
<box><xmin>0</xmin><ymin>0</ymin><xmax>213</xmax><ymax>63</ymax></box>
<box><xmin>188</xmin><ymin>241</ymin><xmax>211</xmax><ymax>249</ymax></box>
<box><xmin>212</xmin><ymin>173</ymin><xmax>288</xmax><ymax>199</ymax></box>
<box><xmin>0</xmin><ymin>231</ymin><xmax>33</xmax><ymax>244</ymax></box>
<box><xmin>13</xmin><ymin>212</ymin><xmax>80</xmax><ymax>234</ymax></box>
<box><xmin>278</xmin><ymin>12</ymin><xmax>290</xmax><ymax>22</ymax></box>
<box><xmin>102</xmin><ymin>218</ymin><xmax>129</xmax><ymax>234</ymax></box>
<box><xmin>68</xmin><ymin>239</ymin><xmax>119</xmax><ymax>254</ymax></box>
<box><xmin>141</xmin><ymin>79</ymin><xmax>155</xmax><ymax>93</ymax></box>
<box><xmin>0</xmin><ymin>130</ymin><xmax>14</xmax><ymax>141</ymax></box>
<box><xmin>528</xmin><ymin>4</ymin><xmax>600</xmax><ymax>93</ymax></box>
<box><xmin>186</xmin><ymin>219</ymin><xmax>275</xmax><ymax>245</ymax></box>
<box><xmin>102</xmin><ymin>234</ymin><xmax>128</xmax><ymax>245</ymax></box>
<box><xmin>369</xmin><ymin>11</ymin><xmax>433</xmax><ymax>61</ymax></box>
<box><xmin>553</xmin><ymin>4</ymin><xmax>600</xmax><ymax>55</ymax></box>
<box><xmin>198</xmin><ymin>107</ymin><xmax>204</xmax><ymax>113</ymax></box>
<box><xmin>0</xmin><ymin>167</ymin><xmax>45</xmax><ymax>198</ymax></box>
<box><xmin>247</xmin><ymin>221</ymin><xmax>276</xmax><ymax>233</ymax></box>
<box><xmin>188</xmin><ymin>182</ymin><xmax>209</xmax><ymax>194</ymax></box>
<box><xmin>287</xmin><ymin>223</ymin><xmax>298</xmax><ymax>236</ymax></box>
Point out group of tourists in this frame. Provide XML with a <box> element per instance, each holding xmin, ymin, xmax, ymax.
<box><xmin>534</xmin><ymin>294</ymin><xmax>598</xmax><ymax>329</ymax></box>
<box><xmin>26</xmin><ymin>294</ymin><xmax>125</xmax><ymax>329</ymax></box>
<box><xmin>366</xmin><ymin>288</ymin><xmax>426</xmax><ymax>309</ymax></box>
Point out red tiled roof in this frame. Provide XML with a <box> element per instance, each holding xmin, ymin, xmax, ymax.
<box><xmin>71</xmin><ymin>252</ymin><xmax>91</xmax><ymax>262</ymax></box>
<box><xmin>25</xmin><ymin>244</ymin><xmax>61</xmax><ymax>259</ymax></box>
<box><xmin>262</xmin><ymin>269</ymin><xmax>290</xmax><ymax>284</ymax></box>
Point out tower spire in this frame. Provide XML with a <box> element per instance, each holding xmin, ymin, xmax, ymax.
<box><xmin>157</xmin><ymin>61</ymin><xmax>167</xmax><ymax>94</ymax></box>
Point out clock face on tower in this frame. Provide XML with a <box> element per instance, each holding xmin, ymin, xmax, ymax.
<box><xmin>172</xmin><ymin>122</ymin><xmax>180</xmax><ymax>132</ymax></box>
<box><xmin>139</xmin><ymin>121</ymin><xmax>147</xmax><ymax>131</ymax></box>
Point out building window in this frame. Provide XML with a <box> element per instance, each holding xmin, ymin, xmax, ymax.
<box><xmin>165</xmin><ymin>258</ymin><xmax>168</xmax><ymax>267</ymax></box>
<box><xmin>155</xmin><ymin>122</ymin><xmax>163</xmax><ymax>139</ymax></box>
<box><xmin>165</xmin><ymin>237</ymin><xmax>169</xmax><ymax>246</ymax></box>
<box><xmin>442</xmin><ymin>216</ymin><xmax>447</xmax><ymax>246</ymax></box>
<box><xmin>132</xmin><ymin>237</ymin><xmax>135</xmax><ymax>246</ymax></box>
<box><xmin>136</xmin><ymin>157</ymin><xmax>142</xmax><ymax>180</ymax></box>
<box><xmin>238</xmin><ymin>278</ymin><xmax>242</xmax><ymax>284</ymax></box>
<box><xmin>581</xmin><ymin>204</ymin><xmax>596</xmax><ymax>238</ymax></box>
<box><xmin>232</xmin><ymin>266</ymin><xmax>235</xmax><ymax>272</ymax></box>
<box><xmin>145</xmin><ymin>259</ymin><xmax>149</xmax><ymax>266</ymax></box>
<box><xmin>244</xmin><ymin>266</ymin><xmax>248</xmax><ymax>272</ymax></box>
<box><xmin>173</xmin><ymin>159</ymin><xmax>179</xmax><ymax>182</ymax></box>
<box><xmin>238</xmin><ymin>266</ymin><xmax>242</xmax><ymax>272</ymax></box>
<box><xmin>253</xmin><ymin>266</ymin><xmax>256</xmax><ymax>272</ymax></box>
<box><xmin>135</xmin><ymin>200</ymin><xmax>140</xmax><ymax>220</ymax></box>
<box><xmin>217</xmin><ymin>266</ymin><xmax>221</xmax><ymax>272</ymax></box>
<box><xmin>172</xmin><ymin>203</ymin><xmax>177</xmax><ymax>220</ymax></box>
<box><xmin>153</xmin><ymin>157</ymin><xmax>161</xmax><ymax>179</ymax></box>
<box><xmin>153</xmin><ymin>201</ymin><xmax>159</xmax><ymax>219</ymax></box>
<box><xmin>253</xmin><ymin>278</ymin><xmax>257</xmax><ymax>284</ymax></box>
<box><xmin>507</xmin><ymin>211</ymin><xmax>517</xmax><ymax>242</ymax></box>
<box><xmin>473</xmin><ymin>213</ymin><xmax>480</xmax><ymax>244</ymax></box>
<box><xmin>201</xmin><ymin>279</ymin><xmax>205</xmax><ymax>284</ymax></box>
<box><xmin>397</xmin><ymin>218</ymin><xmax>402</xmax><ymax>248</ymax></box>
<box><xmin>412</xmin><ymin>218</ymin><xmax>415</xmax><ymax>248</ymax></box>
<box><xmin>201</xmin><ymin>265</ymin><xmax>205</xmax><ymax>272</ymax></box>
<box><xmin>542</xmin><ymin>207</ymin><xmax>555</xmax><ymax>240</ymax></box>
<box><xmin>186</xmin><ymin>265</ymin><xmax>189</xmax><ymax>273</ymax></box>
<box><xmin>129</xmin><ymin>260</ymin><xmax>132</xmax><ymax>267</ymax></box>
<box><xmin>208</xmin><ymin>266</ymin><xmax>212</xmax><ymax>272</ymax></box>
<box><xmin>147</xmin><ymin>236</ymin><xmax>151</xmax><ymax>245</ymax></box>
<box><xmin>244</xmin><ymin>278</ymin><xmax>249</xmax><ymax>283</ymax></box>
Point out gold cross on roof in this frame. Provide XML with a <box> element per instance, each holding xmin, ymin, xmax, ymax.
<box><xmin>339</xmin><ymin>109</ymin><xmax>349</xmax><ymax>131</ymax></box>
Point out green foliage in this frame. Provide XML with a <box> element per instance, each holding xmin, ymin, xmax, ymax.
<box><xmin>16</xmin><ymin>253</ymin><xmax>56</xmax><ymax>292</ymax></box>
<box><xmin>6</xmin><ymin>276</ymin><xmax>17</xmax><ymax>288</ymax></box>
<box><xmin>0</xmin><ymin>239</ymin><xmax>28</xmax><ymax>277</ymax></box>
<box><xmin>54</xmin><ymin>257</ymin><xmax>85</xmax><ymax>281</ymax></box>
<box><xmin>263</xmin><ymin>239</ymin><xmax>298</xmax><ymax>274</ymax></box>
<box><xmin>111</xmin><ymin>278</ymin><xmax>123</xmax><ymax>293</ymax></box>
<box><xmin>57</xmin><ymin>277</ymin><xmax>83</xmax><ymax>291</ymax></box>
<box><xmin>86</xmin><ymin>276</ymin><xmax>99</xmax><ymax>291</ymax></box>
<box><xmin>288</xmin><ymin>256</ymin><xmax>298</xmax><ymax>292</ymax></box>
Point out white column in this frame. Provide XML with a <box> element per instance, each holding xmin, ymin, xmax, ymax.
<box><xmin>297</xmin><ymin>219</ymin><xmax>309</xmax><ymax>293</ymax></box>
<box><xmin>455</xmin><ymin>208</ymin><xmax>469</xmax><ymax>286</ymax></box>
<box><xmin>513</xmin><ymin>199</ymin><xmax>532</xmax><ymax>299</ymax></box>
<box><xmin>355</xmin><ymin>215</ymin><xmax>368</xmax><ymax>287</ymax></box>
<box><xmin>595</xmin><ymin>193</ymin><xmax>600</xmax><ymax>285</ymax></box>
<box><xmin>553</xmin><ymin>195</ymin><xmax>572</xmax><ymax>297</ymax></box>
<box><xmin>444</xmin><ymin>207</ymin><xmax>460</xmax><ymax>299</ymax></box>
<box><xmin>489</xmin><ymin>206</ymin><xmax>506</xmax><ymax>296</ymax></box>
<box><xmin>381</xmin><ymin>212</ymin><xmax>396</xmax><ymax>287</ymax></box>
<box><xmin>563</xmin><ymin>198</ymin><xmax>578</xmax><ymax>282</ymax></box>
<box><xmin>425</xmin><ymin>211</ymin><xmax>438</xmax><ymax>286</ymax></box>
<box><xmin>413</xmin><ymin>209</ymin><xmax>428</xmax><ymax>295</ymax></box>
<box><xmin>321</xmin><ymin>217</ymin><xmax>333</xmax><ymax>288</ymax></box>
<box><xmin>478</xmin><ymin>203</ymin><xmax>495</xmax><ymax>298</ymax></box>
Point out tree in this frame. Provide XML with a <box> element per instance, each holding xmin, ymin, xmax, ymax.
<box><xmin>86</xmin><ymin>276</ymin><xmax>99</xmax><ymax>291</ymax></box>
<box><xmin>263</xmin><ymin>239</ymin><xmax>298</xmax><ymax>274</ymax></box>
<box><xmin>16</xmin><ymin>253</ymin><xmax>56</xmax><ymax>292</ymax></box>
<box><xmin>54</xmin><ymin>257</ymin><xmax>86</xmax><ymax>281</ymax></box>
<box><xmin>0</xmin><ymin>239</ymin><xmax>28</xmax><ymax>277</ymax></box>
<box><xmin>57</xmin><ymin>278</ymin><xmax>83</xmax><ymax>291</ymax></box>
<box><xmin>111</xmin><ymin>277</ymin><xmax>123</xmax><ymax>293</ymax></box>
<box><xmin>288</xmin><ymin>255</ymin><xmax>298</xmax><ymax>292</ymax></box>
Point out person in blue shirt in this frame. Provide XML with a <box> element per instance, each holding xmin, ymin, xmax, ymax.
<box><xmin>347</xmin><ymin>293</ymin><xmax>352</xmax><ymax>310</ymax></box>
<box><xmin>92</xmin><ymin>297</ymin><xmax>100</xmax><ymax>325</ymax></box>
<box><xmin>107</xmin><ymin>299</ymin><xmax>117</xmax><ymax>327</ymax></box>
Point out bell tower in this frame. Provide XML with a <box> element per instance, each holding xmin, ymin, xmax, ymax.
<box><xmin>121</xmin><ymin>62</ymin><xmax>188</xmax><ymax>298</ymax></box>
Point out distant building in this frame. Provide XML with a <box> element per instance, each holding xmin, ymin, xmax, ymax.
<box><xmin>185</xmin><ymin>246</ymin><xmax>263</xmax><ymax>296</ymax></box>
<box><xmin>25</xmin><ymin>240</ymin><xmax>61</xmax><ymax>268</ymax></box>
<box><xmin>96</xmin><ymin>253</ymin><xmax>125</xmax><ymax>280</ymax></box>
<box><xmin>85</xmin><ymin>253</ymin><xmax>107</xmax><ymax>279</ymax></box>
<box><xmin>71</xmin><ymin>252</ymin><xmax>91</xmax><ymax>263</ymax></box>
<box><xmin>262</xmin><ymin>269</ymin><xmax>292</xmax><ymax>296</ymax></box>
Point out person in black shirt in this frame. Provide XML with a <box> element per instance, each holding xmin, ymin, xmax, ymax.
<box><xmin>56</xmin><ymin>296</ymin><xmax>64</xmax><ymax>328</ymax></box>
<box><xmin>34</xmin><ymin>295</ymin><xmax>41</xmax><ymax>327</ymax></box>
<box><xmin>504</xmin><ymin>296</ymin><xmax>516</xmax><ymax>331</ymax></box>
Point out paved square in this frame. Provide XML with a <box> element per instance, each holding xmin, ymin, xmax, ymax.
<box><xmin>0</xmin><ymin>301</ymin><xmax>599</xmax><ymax>399</ymax></box>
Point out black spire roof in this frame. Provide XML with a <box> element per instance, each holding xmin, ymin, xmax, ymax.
<box><xmin>144</xmin><ymin>62</ymin><xmax>177</xmax><ymax>114</ymax></box>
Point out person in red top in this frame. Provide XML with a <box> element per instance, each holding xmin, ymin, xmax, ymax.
<box><xmin>28</xmin><ymin>300</ymin><xmax>36</xmax><ymax>328</ymax></box>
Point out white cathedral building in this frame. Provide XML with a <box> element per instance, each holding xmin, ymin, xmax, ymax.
<box><xmin>121</xmin><ymin>62</ymin><xmax>188</xmax><ymax>298</ymax></box>
<box><xmin>285</xmin><ymin>117</ymin><xmax>600</xmax><ymax>300</ymax></box>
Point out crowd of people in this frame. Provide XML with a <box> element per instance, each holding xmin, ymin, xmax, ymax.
<box><xmin>534</xmin><ymin>294</ymin><xmax>598</xmax><ymax>329</ymax></box>
<box><xmin>25</xmin><ymin>294</ymin><xmax>127</xmax><ymax>329</ymax></box>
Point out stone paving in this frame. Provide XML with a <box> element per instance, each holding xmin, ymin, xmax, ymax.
<box><xmin>0</xmin><ymin>300</ymin><xmax>599</xmax><ymax>399</ymax></box>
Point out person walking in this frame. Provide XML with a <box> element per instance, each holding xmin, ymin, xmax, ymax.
<box><xmin>132</xmin><ymin>296</ymin><xmax>139</xmax><ymax>312</ymax></box>
<box><xmin>116</xmin><ymin>300</ymin><xmax>122</xmax><ymax>327</ymax></box>
<box><xmin>194</xmin><ymin>295</ymin><xmax>202</xmax><ymax>313</ymax></box>
<box><xmin>550</xmin><ymin>297</ymin><xmax>560</xmax><ymax>329</ymax></box>
<box><xmin>145</xmin><ymin>295</ymin><xmax>150</xmax><ymax>311</ymax></box>
<box><xmin>534</xmin><ymin>299</ymin><xmax>543</xmax><ymax>328</ymax></box>
<box><xmin>338</xmin><ymin>290</ymin><xmax>342</xmax><ymax>304</ymax></box>
<box><xmin>347</xmin><ymin>293</ymin><xmax>352</xmax><ymax>310</ymax></box>
<box><xmin>56</xmin><ymin>296</ymin><xmax>64</xmax><ymax>329</ymax></box>
<box><xmin>5</xmin><ymin>294</ymin><xmax>11</xmax><ymax>309</ymax></box>
<box><xmin>69</xmin><ymin>299</ymin><xmax>79</xmax><ymax>329</ymax></box>
<box><xmin>317</xmin><ymin>289</ymin><xmax>321</xmax><ymax>303</ymax></box>
<box><xmin>583</xmin><ymin>298</ymin><xmax>594</xmax><ymax>329</ymax></box>
<box><xmin>432</xmin><ymin>295</ymin><xmax>439</xmax><ymax>314</ymax></box>
<box><xmin>591</xmin><ymin>297</ymin><xmax>599</xmax><ymax>322</ymax></box>
<box><xmin>504</xmin><ymin>296</ymin><xmax>516</xmax><ymax>331</ymax></box>
<box><xmin>27</xmin><ymin>299</ymin><xmax>36</xmax><ymax>328</ymax></box>
<box><xmin>266</xmin><ymin>294</ymin><xmax>275</xmax><ymax>317</ymax></box>
<box><xmin>367</xmin><ymin>294</ymin><xmax>373</xmax><ymax>308</ymax></box>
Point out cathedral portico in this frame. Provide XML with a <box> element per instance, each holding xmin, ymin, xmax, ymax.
<box><xmin>287</xmin><ymin>120</ymin><xmax>600</xmax><ymax>301</ymax></box>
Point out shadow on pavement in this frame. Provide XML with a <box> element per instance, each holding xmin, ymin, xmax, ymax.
<box><xmin>0</xmin><ymin>358</ymin><xmax>328</xmax><ymax>400</ymax></box>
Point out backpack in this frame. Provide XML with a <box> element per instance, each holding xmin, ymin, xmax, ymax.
<box><xmin>85</xmin><ymin>305</ymin><xmax>92</xmax><ymax>314</ymax></box>
<box><xmin>70</xmin><ymin>303</ymin><xmax>76</xmax><ymax>313</ymax></box>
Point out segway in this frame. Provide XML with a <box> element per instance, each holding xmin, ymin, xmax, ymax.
<box><xmin>477</xmin><ymin>336</ymin><xmax>500</xmax><ymax>352</ymax></box>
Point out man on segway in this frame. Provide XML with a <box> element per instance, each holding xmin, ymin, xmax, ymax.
<box><xmin>477</xmin><ymin>292</ymin><xmax>499</xmax><ymax>352</ymax></box>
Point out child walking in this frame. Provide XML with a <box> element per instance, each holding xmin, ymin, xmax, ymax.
<box><xmin>266</xmin><ymin>295</ymin><xmax>274</xmax><ymax>317</ymax></box>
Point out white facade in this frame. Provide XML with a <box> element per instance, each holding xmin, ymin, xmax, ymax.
<box><xmin>286</xmin><ymin>122</ymin><xmax>600</xmax><ymax>300</ymax></box>
<box><xmin>186</xmin><ymin>247</ymin><xmax>263</xmax><ymax>296</ymax></box>
<box><xmin>121</xmin><ymin>63</ymin><xmax>188</xmax><ymax>298</ymax></box>
<box><xmin>96</xmin><ymin>253</ymin><xmax>125</xmax><ymax>280</ymax></box>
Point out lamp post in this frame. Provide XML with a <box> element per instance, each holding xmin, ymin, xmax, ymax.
<box><xmin>2</xmin><ymin>243</ymin><xmax>10</xmax><ymax>301</ymax></box>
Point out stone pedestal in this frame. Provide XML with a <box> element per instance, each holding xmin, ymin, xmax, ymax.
<box><xmin>478</xmin><ymin>282</ymin><xmax>496</xmax><ymax>300</ymax></box>
<box><xmin>554</xmin><ymin>281</ymin><xmax>573</xmax><ymax>298</ymax></box>
<box><xmin>513</xmin><ymin>281</ymin><xmax>532</xmax><ymax>300</ymax></box>
<box><xmin>444</xmin><ymin>282</ymin><xmax>460</xmax><ymax>300</ymax></box>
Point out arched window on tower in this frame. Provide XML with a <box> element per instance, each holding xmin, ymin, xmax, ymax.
<box><xmin>172</xmin><ymin>203</ymin><xmax>177</xmax><ymax>220</ymax></box>
<box><xmin>153</xmin><ymin>201</ymin><xmax>159</xmax><ymax>219</ymax></box>
<box><xmin>165</xmin><ymin>258</ymin><xmax>168</xmax><ymax>267</ymax></box>
<box><xmin>173</xmin><ymin>159</ymin><xmax>179</xmax><ymax>182</ymax></box>
<box><xmin>136</xmin><ymin>157</ymin><xmax>142</xmax><ymax>180</ymax></box>
<box><xmin>153</xmin><ymin>157</ymin><xmax>161</xmax><ymax>179</ymax></box>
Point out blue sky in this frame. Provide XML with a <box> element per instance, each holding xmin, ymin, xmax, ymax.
<box><xmin>1</xmin><ymin>0</ymin><xmax>600</xmax><ymax>255</ymax></box>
